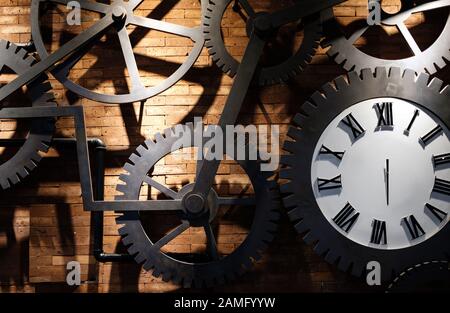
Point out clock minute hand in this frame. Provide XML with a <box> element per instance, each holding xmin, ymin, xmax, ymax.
<box><xmin>385</xmin><ymin>159</ymin><xmax>390</xmax><ymax>206</ymax></box>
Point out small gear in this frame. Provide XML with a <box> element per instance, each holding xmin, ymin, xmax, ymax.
<box><xmin>281</xmin><ymin>67</ymin><xmax>450</xmax><ymax>282</ymax></box>
<box><xmin>0</xmin><ymin>39</ymin><xmax>56</xmax><ymax>189</ymax></box>
<box><xmin>203</xmin><ymin>0</ymin><xmax>323</xmax><ymax>85</ymax></box>
<box><xmin>387</xmin><ymin>261</ymin><xmax>450</xmax><ymax>292</ymax></box>
<box><xmin>322</xmin><ymin>1</ymin><xmax>450</xmax><ymax>74</ymax></box>
<box><xmin>115</xmin><ymin>124</ymin><xmax>280</xmax><ymax>287</ymax></box>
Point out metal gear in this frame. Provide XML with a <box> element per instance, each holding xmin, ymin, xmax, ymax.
<box><xmin>115</xmin><ymin>123</ymin><xmax>280</xmax><ymax>287</ymax></box>
<box><xmin>202</xmin><ymin>0</ymin><xmax>323</xmax><ymax>85</ymax></box>
<box><xmin>0</xmin><ymin>39</ymin><xmax>56</xmax><ymax>189</ymax></box>
<box><xmin>281</xmin><ymin>67</ymin><xmax>450</xmax><ymax>282</ymax></box>
<box><xmin>30</xmin><ymin>0</ymin><xmax>205</xmax><ymax>104</ymax></box>
<box><xmin>322</xmin><ymin>1</ymin><xmax>450</xmax><ymax>74</ymax></box>
<box><xmin>386</xmin><ymin>260</ymin><xmax>450</xmax><ymax>292</ymax></box>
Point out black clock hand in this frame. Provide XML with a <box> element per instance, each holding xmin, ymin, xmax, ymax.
<box><xmin>385</xmin><ymin>159</ymin><xmax>389</xmax><ymax>206</ymax></box>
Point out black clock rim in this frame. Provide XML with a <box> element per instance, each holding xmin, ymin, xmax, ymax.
<box><xmin>281</xmin><ymin>67</ymin><xmax>450</xmax><ymax>282</ymax></box>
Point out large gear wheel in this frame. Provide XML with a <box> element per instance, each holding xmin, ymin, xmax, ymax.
<box><xmin>203</xmin><ymin>0</ymin><xmax>322</xmax><ymax>85</ymax></box>
<box><xmin>31</xmin><ymin>0</ymin><xmax>205</xmax><ymax>104</ymax></box>
<box><xmin>386</xmin><ymin>261</ymin><xmax>450</xmax><ymax>292</ymax></box>
<box><xmin>322</xmin><ymin>1</ymin><xmax>450</xmax><ymax>74</ymax></box>
<box><xmin>0</xmin><ymin>39</ymin><xmax>56</xmax><ymax>189</ymax></box>
<box><xmin>281</xmin><ymin>67</ymin><xmax>450</xmax><ymax>282</ymax></box>
<box><xmin>115</xmin><ymin>124</ymin><xmax>280</xmax><ymax>287</ymax></box>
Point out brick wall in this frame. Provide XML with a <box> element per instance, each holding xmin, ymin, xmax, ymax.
<box><xmin>0</xmin><ymin>0</ymin><xmax>449</xmax><ymax>292</ymax></box>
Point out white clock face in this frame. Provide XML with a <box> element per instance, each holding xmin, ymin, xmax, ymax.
<box><xmin>312</xmin><ymin>97</ymin><xmax>450</xmax><ymax>250</ymax></box>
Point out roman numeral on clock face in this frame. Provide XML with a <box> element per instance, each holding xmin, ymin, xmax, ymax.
<box><xmin>433</xmin><ymin>177</ymin><xmax>450</xmax><ymax>196</ymax></box>
<box><xmin>425</xmin><ymin>203</ymin><xmax>447</xmax><ymax>223</ymax></box>
<box><xmin>318</xmin><ymin>175</ymin><xmax>342</xmax><ymax>191</ymax></box>
<box><xmin>402</xmin><ymin>215</ymin><xmax>425</xmax><ymax>240</ymax></box>
<box><xmin>341</xmin><ymin>113</ymin><xmax>365</xmax><ymax>140</ymax></box>
<box><xmin>319</xmin><ymin>145</ymin><xmax>345</xmax><ymax>160</ymax></box>
<box><xmin>370</xmin><ymin>219</ymin><xmax>387</xmax><ymax>245</ymax></box>
<box><xmin>421</xmin><ymin>125</ymin><xmax>443</xmax><ymax>146</ymax></box>
<box><xmin>433</xmin><ymin>153</ymin><xmax>450</xmax><ymax>167</ymax></box>
<box><xmin>332</xmin><ymin>203</ymin><xmax>359</xmax><ymax>232</ymax></box>
<box><xmin>375</xmin><ymin>102</ymin><xmax>393</xmax><ymax>127</ymax></box>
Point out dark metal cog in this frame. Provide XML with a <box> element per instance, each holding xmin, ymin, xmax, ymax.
<box><xmin>202</xmin><ymin>0</ymin><xmax>323</xmax><ymax>85</ymax></box>
<box><xmin>387</xmin><ymin>260</ymin><xmax>450</xmax><ymax>292</ymax></box>
<box><xmin>0</xmin><ymin>39</ymin><xmax>56</xmax><ymax>189</ymax></box>
<box><xmin>322</xmin><ymin>1</ymin><xmax>450</xmax><ymax>74</ymax></box>
<box><xmin>281</xmin><ymin>67</ymin><xmax>450</xmax><ymax>282</ymax></box>
<box><xmin>31</xmin><ymin>0</ymin><xmax>205</xmax><ymax>104</ymax></box>
<box><xmin>115</xmin><ymin>123</ymin><xmax>280</xmax><ymax>287</ymax></box>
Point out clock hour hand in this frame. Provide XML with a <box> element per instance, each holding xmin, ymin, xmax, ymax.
<box><xmin>385</xmin><ymin>159</ymin><xmax>390</xmax><ymax>206</ymax></box>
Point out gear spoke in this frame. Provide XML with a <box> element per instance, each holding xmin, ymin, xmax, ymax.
<box><xmin>236</xmin><ymin>0</ymin><xmax>256</xmax><ymax>18</ymax></box>
<box><xmin>117</xmin><ymin>28</ymin><xmax>144</xmax><ymax>91</ymax></box>
<box><xmin>204</xmin><ymin>223</ymin><xmax>220</xmax><ymax>261</ymax></box>
<box><xmin>396</xmin><ymin>22</ymin><xmax>422</xmax><ymax>56</ymax></box>
<box><xmin>128</xmin><ymin>0</ymin><xmax>144</xmax><ymax>10</ymax></box>
<box><xmin>411</xmin><ymin>0</ymin><xmax>450</xmax><ymax>14</ymax></box>
<box><xmin>129</xmin><ymin>15</ymin><xmax>200</xmax><ymax>41</ymax></box>
<box><xmin>218</xmin><ymin>196</ymin><xmax>256</xmax><ymax>206</ymax></box>
<box><xmin>348</xmin><ymin>26</ymin><xmax>369</xmax><ymax>45</ymax></box>
<box><xmin>153</xmin><ymin>221</ymin><xmax>190</xmax><ymax>249</ymax></box>
<box><xmin>48</xmin><ymin>0</ymin><xmax>110</xmax><ymax>14</ymax></box>
<box><xmin>143</xmin><ymin>175</ymin><xmax>178</xmax><ymax>199</ymax></box>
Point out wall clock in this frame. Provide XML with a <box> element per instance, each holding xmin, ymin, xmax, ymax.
<box><xmin>281</xmin><ymin>67</ymin><xmax>450</xmax><ymax>281</ymax></box>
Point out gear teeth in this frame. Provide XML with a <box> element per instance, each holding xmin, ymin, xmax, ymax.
<box><xmin>134</xmin><ymin>252</ymin><xmax>146</xmax><ymax>264</ymax></box>
<box><xmin>351</xmin><ymin>263</ymin><xmax>365</xmax><ymax>277</ymax></box>
<box><xmin>118</xmin><ymin>173</ymin><xmax>131</xmax><ymax>184</ymax></box>
<box><xmin>292</xmin><ymin>113</ymin><xmax>308</xmax><ymax>127</ymax></box>
<box><xmin>441</xmin><ymin>84</ymin><xmax>450</xmax><ymax>96</ymax></box>
<box><xmin>116</xmin><ymin>184</ymin><xmax>129</xmax><ymax>194</ymax></box>
<box><xmin>154</xmin><ymin>132</ymin><xmax>164</xmax><ymax>143</ymax></box>
<box><xmin>127</xmin><ymin>244</ymin><xmax>141</xmax><ymax>256</ymax></box>
<box><xmin>324</xmin><ymin>250</ymin><xmax>338</xmax><ymax>264</ymax></box>
<box><xmin>313</xmin><ymin>241</ymin><xmax>328</xmax><ymax>256</ymax></box>
<box><xmin>283</xmin><ymin>194</ymin><xmax>297</xmax><ymax>208</ymax></box>
<box><xmin>122</xmin><ymin>235</ymin><xmax>134</xmax><ymax>246</ymax></box>
<box><xmin>164</xmin><ymin>127</ymin><xmax>175</xmax><ymax>138</ymax></box>
<box><xmin>280</xmin><ymin>155</ymin><xmax>295</xmax><ymax>167</ymax></box>
<box><xmin>162</xmin><ymin>272</ymin><xmax>172</xmax><ymax>282</ymax></box>
<box><xmin>360</xmin><ymin>68</ymin><xmax>374</xmax><ymax>80</ymax></box>
<box><xmin>17</xmin><ymin>167</ymin><xmax>29</xmax><ymax>179</ymax></box>
<box><xmin>333</xmin><ymin>52</ymin><xmax>347</xmax><ymax>66</ymax></box>
<box><xmin>9</xmin><ymin>175</ymin><xmax>20</xmax><ymax>185</ymax></box>
<box><xmin>279</xmin><ymin>182</ymin><xmax>293</xmax><ymax>194</ymax></box>
<box><xmin>117</xmin><ymin>225</ymin><xmax>128</xmax><ymax>236</ymax></box>
<box><xmin>334</xmin><ymin>76</ymin><xmax>349</xmax><ymax>91</ymax></box>
<box><xmin>123</xmin><ymin>162</ymin><xmax>134</xmax><ymax>174</ymax></box>
<box><xmin>128</xmin><ymin>153</ymin><xmax>141</xmax><ymax>165</ymax></box>
<box><xmin>309</xmin><ymin>93</ymin><xmax>326</xmax><ymax>107</ymax></box>
<box><xmin>374</xmin><ymin>67</ymin><xmax>388</xmax><ymax>79</ymax></box>
<box><xmin>337</xmin><ymin>257</ymin><xmax>352</xmax><ymax>273</ymax></box>
<box><xmin>403</xmin><ymin>68</ymin><xmax>417</xmax><ymax>81</ymax></box>
<box><xmin>0</xmin><ymin>39</ymin><xmax>7</xmax><ymax>50</ymax></box>
<box><xmin>0</xmin><ymin>180</ymin><xmax>10</xmax><ymax>190</ymax></box>
<box><xmin>293</xmin><ymin>219</ymin><xmax>310</xmax><ymax>234</ymax></box>
<box><xmin>15</xmin><ymin>48</ymin><xmax>27</xmax><ymax>59</ymax></box>
<box><xmin>144</xmin><ymin>139</ymin><xmax>155</xmax><ymax>148</ymax></box>
<box><xmin>286</xmin><ymin>126</ymin><xmax>302</xmax><ymax>141</ymax></box>
<box><xmin>388</xmin><ymin>67</ymin><xmax>401</xmax><ymax>79</ymax></box>
<box><xmin>321</xmin><ymin>82</ymin><xmax>337</xmax><ymax>97</ymax></box>
<box><xmin>282</xmin><ymin>140</ymin><xmax>297</xmax><ymax>155</ymax></box>
<box><xmin>347</xmin><ymin>71</ymin><xmax>361</xmax><ymax>85</ymax></box>
<box><xmin>135</xmin><ymin>145</ymin><xmax>148</xmax><ymax>157</ymax></box>
<box><xmin>428</xmin><ymin>77</ymin><xmax>444</xmax><ymax>92</ymax></box>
